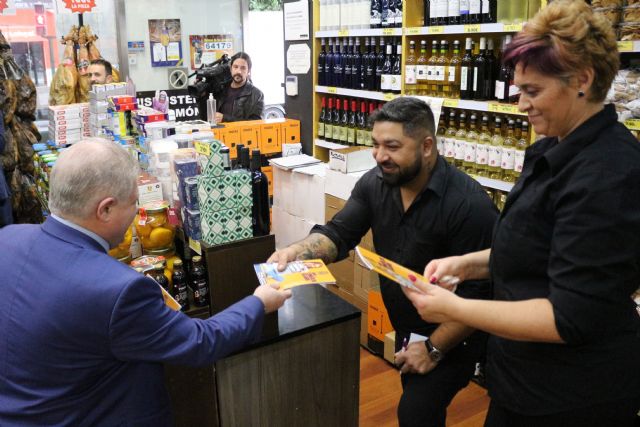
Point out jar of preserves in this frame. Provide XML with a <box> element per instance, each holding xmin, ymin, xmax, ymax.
<box><xmin>135</xmin><ymin>201</ymin><xmax>176</xmax><ymax>251</ymax></box>
<box><xmin>108</xmin><ymin>225</ymin><xmax>133</xmax><ymax>259</ymax></box>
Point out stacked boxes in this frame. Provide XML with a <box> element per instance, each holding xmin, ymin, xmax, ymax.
<box><xmin>89</xmin><ymin>82</ymin><xmax>128</xmax><ymax>137</ymax></box>
<box><xmin>213</xmin><ymin>118</ymin><xmax>301</xmax><ymax>157</ymax></box>
<box><xmin>48</xmin><ymin>104</ymin><xmax>90</xmax><ymax>146</ymax></box>
<box><xmin>195</xmin><ymin>138</ymin><xmax>253</xmax><ymax>246</ymax></box>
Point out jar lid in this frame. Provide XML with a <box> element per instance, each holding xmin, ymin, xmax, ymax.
<box><xmin>140</xmin><ymin>200</ymin><xmax>169</xmax><ymax>213</ymax></box>
<box><xmin>131</xmin><ymin>255</ymin><xmax>166</xmax><ymax>269</ymax></box>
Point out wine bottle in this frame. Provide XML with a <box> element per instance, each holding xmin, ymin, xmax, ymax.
<box><xmin>340</xmin><ymin>98</ymin><xmax>349</xmax><ymax>144</ymax></box>
<box><xmin>469</xmin><ymin>0</ymin><xmax>481</xmax><ymax>23</ymax></box>
<box><xmin>448</xmin><ymin>40</ymin><xmax>462</xmax><ymax>98</ymax></box>
<box><xmin>444</xmin><ymin>110</ymin><xmax>457</xmax><ymax>163</ymax></box>
<box><xmin>371</xmin><ymin>0</ymin><xmax>382</xmax><ymax>28</ymax></box>
<box><xmin>356</xmin><ymin>101</ymin><xmax>367</xmax><ymax>146</ymax></box>
<box><xmin>348</xmin><ymin>99</ymin><xmax>357</xmax><ymax>145</ymax></box>
<box><xmin>344</xmin><ymin>37</ymin><xmax>353</xmax><ymax>88</ymax></box>
<box><xmin>250</xmin><ymin>149</ymin><xmax>270</xmax><ymax>236</ymax></box>
<box><xmin>436</xmin><ymin>111</ymin><xmax>447</xmax><ymax>156</ymax></box>
<box><xmin>484</xmin><ymin>38</ymin><xmax>496</xmax><ymax>101</ymax></box>
<box><xmin>394</xmin><ymin>0</ymin><xmax>403</xmax><ymax>27</ymax></box>
<box><xmin>427</xmin><ymin>40</ymin><xmax>439</xmax><ymax>96</ymax></box>
<box><xmin>326</xmin><ymin>38</ymin><xmax>335</xmax><ymax>87</ymax></box>
<box><xmin>405</xmin><ymin>40</ymin><xmax>418</xmax><ymax>95</ymax></box>
<box><xmin>382</xmin><ymin>0</ymin><xmax>391</xmax><ymax>27</ymax></box>
<box><xmin>448</xmin><ymin>0</ymin><xmax>460</xmax><ymax>25</ymax></box>
<box><xmin>361</xmin><ymin>37</ymin><xmax>370</xmax><ymax>89</ymax></box>
<box><xmin>514</xmin><ymin>120</ymin><xmax>528</xmax><ymax>178</ymax></box>
<box><xmin>325</xmin><ymin>98</ymin><xmax>334</xmax><ymax>142</ymax></box>
<box><xmin>460</xmin><ymin>37</ymin><xmax>473</xmax><ymax>100</ymax></box>
<box><xmin>318</xmin><ymin>97</ymin><xmax>326</xmax><ymax>140</ymax></box>
<box><xmin>391</xmin><ymin>40</ymin><xmax>402</xmax><ymax>94</ymax></box>
<box><xmin>488</xmin><ymin>116</ymin><xmax>503</xmax><ymax>180</ymax></box>
<box><xmin>352</xmin><ymin>37</ymin><xmax>363</xmax><ymax>89</ymax></box>
<box><xmin>473</xmin><ymin>37</ymin><xmax>487</xmax><ymax>100</ymax></box>
<box><xmin>366</xmin><ymin>37</ymin><xmax>377</xmax><ymax>90</ymax></box>
<box><xmin>500</xmin><ymin>119</ymin><xmax>516</xmax><ymax>182</ymax></box>
<box><xmin>171</xmin><ymin>259</ymin><xmax>189</xmax><ymax>311</ymax></box>
<box><xmin>375</xmin><ymin>38</ymin><xmax>386</xmax><ymax>90</ymax></box>
<box><xmin>460</xmin><ymin>0</ymin><xmax>470</xmax><ymax>24</ymax></box>
<box><xmin>423</xmin><ymin>0</ymin><xmax>431</xmax><ymax>26</ymax></box>
<box><xmin>454</xmin><ymin>111</ymin><xmax>467</xmax><ymax>169</ymax></box>
<box><xmin>332</xmin><ymin>97</ymin><xmax>342</xmax><ymax>143</ymax></box>
<box><xmin>463</xmin><ymin>113</ymin><xmax>478</xmax><ymax>174</ymax></box>
<box><xmin>333</xmin><ymin>37</ymin><xmax>344</xmax><ymax>87</ymax></box>
<box><xmin>436</xmin><ymin>40</ymin><xmax>449</xmax><ymax>97</ymax></box>
<box><xmin>191</xmin><ymin>256</ymin><xmax>209</xmax><ymax>307</ymax></box>
<box><xmin>366</xmin><ymin>102</ymin><xmax>376</xmax><ymax>146</ymax></box>
<box><xmin>476</xmin><ymin>114</ymin><xmax>491</xmax><ymax>176</ymax></box>
<box><xmin>318</xmin><ymin>38</ymin><xmax>327</xmax><ymax>86</ymax></box>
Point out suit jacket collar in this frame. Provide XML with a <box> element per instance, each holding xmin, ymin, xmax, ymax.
<box><xmin>42</xmin><ymin>217</ymin><xmax>108</xmax><ymax>253</ymax></box>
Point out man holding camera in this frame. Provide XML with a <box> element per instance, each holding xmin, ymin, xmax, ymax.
<box><xmin>214</xmin><ymin>52</ymin><xmax>264</xmax><ymax>123</ymax></box>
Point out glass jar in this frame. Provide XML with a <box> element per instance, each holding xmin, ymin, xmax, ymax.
<box><xmin>135</xmin><ymin>201</ymin><xmax>176</xmax><ymax>251</ymax></box>
<box><xmin>108</xmin><ymin>225</ymin><xmax>133</xmax><ymax>259</ymax></box>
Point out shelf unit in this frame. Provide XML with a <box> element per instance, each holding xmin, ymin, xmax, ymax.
<box><xmin>404</xmin><ymin>22</ymin><xmax>523</xmax><ymax>36</ymax></box>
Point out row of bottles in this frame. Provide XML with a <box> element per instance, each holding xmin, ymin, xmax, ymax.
<box><xmin>319</xmin><ymin>0</ymin><xmax>403</xmax><ymax>31</ymax></box>
<box><xmin>318</xmin><ymin>96</ymin><xmax>382</xmax><ymax>146</ymax></box>
<box><xmin>141</xmin><ymin>255</ymin><xmax>209</xmax><ymax>310</ymax></box>
<box><xmin>437</xmin><ymin>109</ymin><xmax>530</xmax><ymax>182</ymax></box>
<box><xmin>318</xmin><ymin>37</ymin><xmax>402</xmax><ymax>93</ymax></box>
<box><xmin>422</xmin><ymin>0</ymin><xmax>496</xmax><ymax>26</ymax></box>
<box><xmin>405</xmin><ymin>35</ymin><xmax>519</xmax><ymax>103</ymax></box>
<box><xmin>486</xmin><ymin>188</ymin><xmax>508</xmax><ymax>211</ymax></box>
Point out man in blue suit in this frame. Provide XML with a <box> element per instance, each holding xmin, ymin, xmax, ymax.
<box><xmin>0</xmin><ymin>139</ymin><xmax>291</xmax><ymax>426</ymax></box>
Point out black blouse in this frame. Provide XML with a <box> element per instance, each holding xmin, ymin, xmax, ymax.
<box><xmin>487</xmin><ymin>104</ymin><xmax>640</xmax><ymax>415</ymax></box>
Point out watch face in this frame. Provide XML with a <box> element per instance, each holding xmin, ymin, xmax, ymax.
<box><xmin>430</xmin><ymin>349</ymin><xmax>444</xmax><ymax>363</ymax></box>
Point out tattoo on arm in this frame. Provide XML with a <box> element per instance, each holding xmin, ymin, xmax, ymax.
<box><xmin>292</xmin><ymin>234</ymin><xmax>338</xmax><ymax>264</ymax></box>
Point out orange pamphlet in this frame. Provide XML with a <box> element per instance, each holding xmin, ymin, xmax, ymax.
<box><xmin>355</xmin><ymin>246</ymin><xmax>426</xmax><ymax>293</ymax></box>
<box><xmin>159</xmin><ymin>285</ymin><xmax>182</xmax><ymax>311</ymax></box>
<box><xmin>253</xmin><ymin>259</ymin><xmax>336</xmax><ymax>290</ymax></box>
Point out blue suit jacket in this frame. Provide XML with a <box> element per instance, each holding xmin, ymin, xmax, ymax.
<box><xmin>0</xmin><ymin>217</ymin><xmax>265</xmax><ymax>426</ymax></box>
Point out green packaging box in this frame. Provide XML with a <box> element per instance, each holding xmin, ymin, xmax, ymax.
<box><xmin>200</xmin><ymin>206</ymin><xmax>253</xmax><ymax>245</ymax></box>
<box><xmin>195</xmin><ymin>138</ymin><xmax>225</xmax><ymax>177</ymax></box>
<box><xmin>197</xmin><ymin>170</ymin><xmax>252</xmax><ymax>212</ymax></box>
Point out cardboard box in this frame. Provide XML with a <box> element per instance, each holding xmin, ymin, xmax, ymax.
<box><xmin>281</xmin><ymin>118</ymin><xmax>301</xmax><ymax>144</ymax></box>
<box><xmin>367</xmin><ymin>289</ymin><xmax>393</xmax><ymax>341</ymax></box>
<box><xmin>261</xmin><ymin>166</ymin><xmax>273</xmax><ymax>197</ymax></box>
<box><xmin>384</xmin><ymin>331</ymin><xmax>396</xmax><ymax>364</ymax></box>
<box><xmin>224</xmin><ymin>127</ymin><xmax>242</xmax><ymax>151</ymax></box>
<box><xmin>325</xmin><ymin>193</ymin><xmax>347</xmax><ymax>222</ymax></box>
<box><xmin>200</xmin><ymin>206</ymin><xmax>253</xmax><ymax>246</ymax></box>
<box><xmin>291</xmin><ymin>164</ymin><xmax>326</xmax><ymax>224</ymax></box>
<box><xmin>329</xmin><ymin>146</ymin><xmax>376</xmax><ymax>174</ymax></box>
<box><xmin>324</xmin><ymin>168</ymin><xmax>368</xmax><ymax>200</ymax></box>
<box><xmin>137</xmin><ymin>176</ymin><xmax>163</xmax><ymax>205</ymax></box>
<box><xmin>259</xmin><ymin>122</ymin><xmax>282</xmax><ymax>154</ymax></box>
<box><xmin>271</xmin><ymin>205</ymin><xmax>317</xmax><ymax>250</ymax></box>
<box><xmin>239</xmin><ymin>125</ymin><xmax>260</xmax><ymax>152</ymax></box>
<box><xmin>354</xmin><ymin>258</ymin><xmax>380</xmax><ymax>301</ymax></box>
<box><xmin>327</xmin><ymin>254</ymin><xmax>355</xmax><ymax>293</ymax></box>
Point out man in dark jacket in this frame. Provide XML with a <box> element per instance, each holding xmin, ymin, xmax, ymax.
<box><xmin>215</xmin><ymin>52</ymin><xmax>264</xmax><ymax>122</ymax></box>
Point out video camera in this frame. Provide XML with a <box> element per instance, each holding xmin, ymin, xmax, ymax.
<box><xmin>187</xmin><ymin>54</ymin><xmax>232</xmax><ymax>100</ymax></box>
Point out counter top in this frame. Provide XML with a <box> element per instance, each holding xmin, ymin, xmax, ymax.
<box><xmin>234</xmin><ymin>285</ymin><xmax>361</xmax><ymax>356</ymax></box>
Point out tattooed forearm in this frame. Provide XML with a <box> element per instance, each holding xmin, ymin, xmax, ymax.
<box><xmin>291</xmin><ymin>233</ymin><xmax>338</xmax><ymax>264</ymax></box>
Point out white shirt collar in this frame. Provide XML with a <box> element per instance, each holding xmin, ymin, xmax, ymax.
<box><xmin>51</xmin><ymin>214</ymin><xmax>111</xmax><ymax>253</ymax></box>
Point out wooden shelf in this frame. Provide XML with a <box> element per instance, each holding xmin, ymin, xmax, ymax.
<box><xmin>472</xmin><ymin>175</ymin><xmax>515</xmax><ymax>192</ymax></box>
<box><xmin>404</xmin><ymin>22</ymin><xmax>523</xmax><ymax>36</ymax></box>
<box><xmin>315</xmin><ymin>139</ymin><xmax>349</xmax><ymax>150</ymax></box>
<box><xmin>316</xmin><ymin>28</ymin><xmax>403</xmax><ymax>38</ymax></box>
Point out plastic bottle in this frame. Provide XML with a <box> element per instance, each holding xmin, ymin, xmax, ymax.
<box><xmin>206</xmin><ymin>93</ymin><xmax>216</xmax><ymax>126</ymax></box>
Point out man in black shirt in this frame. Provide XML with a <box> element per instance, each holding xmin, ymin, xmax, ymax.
<box><xmin>268</xmin><ymin>98</ymin><xmax>498</xmax><ymax>427</ymax></box>
<box><xmin>215</xmin><ymin>52</ymin><xmax>264</xmax><ymax>123</ymax></box>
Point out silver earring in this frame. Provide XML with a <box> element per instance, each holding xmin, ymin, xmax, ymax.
<box><xmin>578</xmin><ymin>90</ymin><xmax>585</xmax><ymax>97</ymax></box>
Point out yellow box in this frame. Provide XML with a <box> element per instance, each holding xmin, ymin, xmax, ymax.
<box><xmin>259</xmin><ymin>123</ymin><xmax>282</xmax><ymax>154</ymax></box>
<box><xmin>367</xmin><ymin>289</ymin><xmax>393</xmax><ymax>341</ymax></box>
<box><xmin>281</xmin><ymin>118</ymin><xmax>301</xmax><ymax>144</ymax></box>
<box><xmin>240</xmin><ymin>125</ymin><xmax>260</xmax><ymax>152</ymax></box>
<box><xmin>223</xmin><ymin>127</ymin><xmax>242</xmax><ymax>155</ymax></box>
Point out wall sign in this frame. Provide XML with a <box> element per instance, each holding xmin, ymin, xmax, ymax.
<box><xmin>137</xmin><ymin>89</ymin><xmax>200</xmax><ymax>122</ymax></box>
<box><xmin>148</xmin><ymin>19</ymin><xmax>183</xmax><ymax>67</ymax></box>
<box><xmin>188</xmin><ymin>34</ymin><xmax>233</xmax><ymax>69</ymax></box>
<box><xmin>62</xmin><ymin>0</ymin><xmax>96</xmax><ymax>13</ymax></box>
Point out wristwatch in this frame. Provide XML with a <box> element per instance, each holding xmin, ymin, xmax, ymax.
<box><xmin>425</xmin><ymin>337</ymin><xmax>444</xmax><ymax>363</ymax></box>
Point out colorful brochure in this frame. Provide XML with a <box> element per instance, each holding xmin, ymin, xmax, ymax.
<box><xmin>253</xmin><ymin>259</ymin><xmax>336</xmax><ymax>290</ymax></box>
<box><xmin>355</xmin><ymin>246</ymin><xmax>426</xmax><ymax>293</ymax></box>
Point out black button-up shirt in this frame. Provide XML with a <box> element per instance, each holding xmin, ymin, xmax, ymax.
<box><xmin>487</xmin><ymin>104</ymin><xmax>640</xmax><ymax>415</ymax></box>
<box><xmin>312</xmin><ymin>156</ymin><xmax>498</xmax><ymax>337</ymax></box>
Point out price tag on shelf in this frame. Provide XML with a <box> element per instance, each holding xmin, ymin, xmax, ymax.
<box><xmin>429</xmin><ymin>26</ymin><xmax>445</xmax><ymax>34</ymax></box>
<box><xmin>617</xmin><ymin>41</ymin><xmax>633</xmax><ymax>52</ymax></box>
<box><xmin>327</xmin><ymin>86</ymin><xmax>337</xmax><ymax>94</ymax></box>
<box><xmin>338</xmin><ymin>29</ymin><xmax>349</xmax><ymax>37</ymax></box>
<box><xmin>495</xmin><ymin>103</ymin><xmax>521</xmax><ymax>114</ymax></box>
<box><xmin>625</xmin><ymin>119</ymin><xmax>640</xmax><ymax>130</ymax></box>
<box><xmin>383</xmin><ymin>92</ymin><xmax>395</xmax><ymax>101</ymax></box>
<box><xmin>464</xmin><ymin>24</ymin><xmax>481</xmax><ymax>33</ymax></box>
<box><xmin>382</xmin><ymin>28</ymin><xmax>395</xmax><ymax>35</ymax></box>
<box><xmin>503</xmin><ymin>23</ymin><xmax>523</xmax><ymax>32</ymax></box>
<box><xmin>406</xmin><ymin>27</ymin><xmax>421</xmax><ymax>35</ymax></box>
<box><xmin>194</xmin><ymin>141</ymin><xmax>211</xmax><ymax>157</ymax></box>
<box><xmin>443</xmin><ymin>99</ymin><xmax>459</xmax><ymax>108</ymax></box>
<box><xmin>189</xmin><ymin>238</ymin><xmax>202</xmax><ymax>255</ymax></box>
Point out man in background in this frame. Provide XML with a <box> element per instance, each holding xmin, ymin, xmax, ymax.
<box><xmin>88</xmin><ymin>58</ymin><xmax>114</xmax><ymax>88</ymax></box>
<box><xmin>215</xmin><ymin>52</ymin><xmax>264</xmax><ymax>122</ymax></box>
<box><xmin>0</xmin><ymin>139</ymin><xmax>291</xmax><ymax>425</ymax></box>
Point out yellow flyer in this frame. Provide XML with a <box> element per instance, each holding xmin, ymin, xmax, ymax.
<box><xmin>355</xmin><ymin>246</ymin><xmax>425</xmax><ymax>293</ymax></box>
<box><xmin>253</xmin><ymin>259</ymin><xmax>336</xmax><ymax>290</ymax></box>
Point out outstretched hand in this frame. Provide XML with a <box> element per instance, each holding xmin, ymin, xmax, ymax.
<box><xmin>266</xmin><ymin>246</ymin><xmax>299</xmax><ymax>272</ymax></box>
<box><xmin>253</xmin><ymin>283</ymin><xmax>292</xmax><ymax>313</ymax></box>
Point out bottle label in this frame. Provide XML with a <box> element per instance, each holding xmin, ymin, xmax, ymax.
<box><xmin>460</xmin><ymin>0</ymin><xmax>470</xmax><ymax>14</ymax></box>
<box><xmin>417</xmin><ymin>65</ymin><xmax>428</xmax><ymax>81</ymax></box>
<box><xmin>430</xmin><ymin>1</ymin><xmax>436</xmax><ymax>18</ymax></box>
<box><xmin>470</xmin><ymin>0</ymin><xmax>481</xmax><ymax>14</ymax></box>
<box><xmin>371</xmin><ymin>11</ymin><xmax>382</xmax><ymax>26</ymax></box>
<box><xmin>482</xmin><ymin>0</ymin><xmax>489</xmax><ymax>14</ymax></box>
<box><xmin>460</xmin><ymin>67</ymin><xmax>468</xmax><ymax>90</ymax></box>
<box><xmin>514</xmin><ymin>150</ymin><xmax>525</xmax><ymax>172</ymax></box>
<box><xmin>391</xmin><ymin>75</ymin><xmax>402</xmax><ymax>91</ymax></box>
<box><xmin>324</xmin><ymin>124</ymin><xmax>333</xmax><ymax>139</ymax></box>
<box><xmin>347</xmin><ymin>128</ymin><xmax>356</xmax><ymax>144</ymax></box>
<box><xmin>444</xmin><ymin>137</ymin><xmax>455</xmax><ymax>158</ymax></box>
<box><xmin>488</xmin><ymin>145</ymin><xmax>502</xmax><ymax>167</ymax></box>
<box><xmin>318</xmin><ymin>122</ymin><xmax>325</xmax><ymax>138</ymax></box>
<box><xmin>473</xmin><ymin>67</ymin><xmax>479</xmax><ymax>91</ymax></box>
<box><xmin>464</xmin><ymin>141</ymin><xmax>477</xmax><ymax>162</ymax></box>
<box><xmin>449</xmin><ymin>0</ymin><xmax>460</xmax><ymax>17</ymax></box>
<box><xmin>381</xmin><ymin>74</ymin><xmax>391</xmax><ymax>90</ymax></box>
<box><xmin>332</xmin><ymin>125</ymin><xmax>341</xmax><ymax>141</ymax></box>
<box><xmin>405</xmin><ymin>65</ymin><xmax>417</xmax><ymax>84</ymax></box>
<box><xmin>356</xmin><ymin>129</ymin><xmax>365</xmax><ymax>145</ymax></box>
<box><xmin>426</xmin><ymin>65</ymin><xmax>434</xmax><ymax>81</ymax></box>
<box><xmin>494</xmin><ymin>80</ymin><xmax>505</xmax><ymax>99</ymax></box>
<box><xmin>448</xmin><ymin>67</ymin><xmax>456</xmax><ymax>82</ymax></box>
<box><xmin>436</xmin><ymin>0</ymin><xmax>448</xmax><ymax>17</ymax></box>
<box><xmin>501</xmin><ymin>148</ymin><xmax>515</xmax><ymax>170</ymax></box>
<box><xmin>476</xmin><ymin>144</ymin><xmax>489</xmax><ymax>165</ymax></box>
<box><xmin>454</xmin><ymin>138</ymin><xmax>466</xmax><ymax>160</ymax></box>
<box><xmin>339</xmin><ymin>126</ymin><xmax>348</xmax><ymax>142</ymax></box>
<box><xmin>435</xmin><ymin>65</ymin><xmax>446</xmax><ymax>81</ymax></box>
